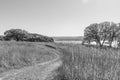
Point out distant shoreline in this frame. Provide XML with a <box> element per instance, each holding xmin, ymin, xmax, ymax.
<box><xmin>53</xmin><ymin>36</ymin><xmax>83</xmax><ymax>41</ymax></box>
<box><xmin>55</xmin><ymin>40</ymin><xmax>82</xmax><ymax>44</ymax></box>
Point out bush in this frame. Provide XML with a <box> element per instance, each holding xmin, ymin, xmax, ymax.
<box><xmin>3</xmin><ymin>29</ymin><xmax>54</xmax><ymax>42</ymax></box>
<box><xmin>25</xmin><ymin>33</ymin><xmax>54</xmax><ymax>42</ymax></box>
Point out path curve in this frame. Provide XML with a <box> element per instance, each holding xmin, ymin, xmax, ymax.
<box><xmin>0</xmin><ymin>47</ymin><xmax>62</xmax><ymax>80</ymax></box>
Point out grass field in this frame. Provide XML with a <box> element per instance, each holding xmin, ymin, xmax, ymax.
<box><xmin>52</xmin><ymin>43</ymin><xmax>120</xmax><ymax>80</ymax></box>
<box><xmin>0</xmin><ymin>41</ymin><xmax>56</xmax><ymax>75</ymax></box>
<box><xmin>1</xmin><ymin>41</ymin><xmax>120</xmax><ymax>80</ymax></box>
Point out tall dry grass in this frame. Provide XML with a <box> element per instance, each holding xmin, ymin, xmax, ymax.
<box><xmin>53</xmin><ymin>43</ymin><xmax>120</xmax><ymax>80</ymax></box>
<box><xmin>0</xmin><ymin>41</ymin><xmax>55</xmax><ymax>74</ymax></box>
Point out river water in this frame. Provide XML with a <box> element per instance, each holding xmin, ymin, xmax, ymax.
<box><xmin>55</xmin><ymin>41</ymin><xmax>82</xmax><ymax>44</ymax></box>
<box><xmin>55</xmin><ymin>40</ymin><xmax>118</xmax><ymax>47</ymax></box>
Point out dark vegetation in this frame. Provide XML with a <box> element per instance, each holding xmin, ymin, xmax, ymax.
<box><xmin>0</xmin><ymin>29</ymin><xmax>54</xmax><ymax>42</ymax></box>
<box><xmin>45</xmin><ymin>44</ymin><xmax>57</xmax><ymax>49</ymax></box>
<box><xmin>82</xmin><ymin>21</ymin><xmax>120</xmax><ymax>48</ymax></box>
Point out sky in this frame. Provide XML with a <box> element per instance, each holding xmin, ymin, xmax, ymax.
<box><xmin>0</xmin><ymin>0</ymin><xmax>120</xmax><ymax>37</ymax></box>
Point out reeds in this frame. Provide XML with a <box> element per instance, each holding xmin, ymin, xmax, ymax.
<box><xmin>53</xmin><ymin>43</ymin><xmax>120</xmax><ymax>80</ymax></box>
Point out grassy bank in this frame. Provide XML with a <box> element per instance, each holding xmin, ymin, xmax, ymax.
<box><xmin>53</xmin><ymin>43</ymin><xmax>120</xmax><ymax>80</ymax></box>
<box><xmin>0</xmin><ymin>41</ymin><xmax>56</xmax><ymax>74</ymax></box>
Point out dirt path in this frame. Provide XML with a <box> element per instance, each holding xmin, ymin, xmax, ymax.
<box><xmin>0</xmin><ymin>49</ymin><xmax>62</xmax><ymax>80</ymax></box>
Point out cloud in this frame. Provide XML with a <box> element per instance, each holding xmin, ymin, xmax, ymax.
<box><xmin>81</xmin><ymin>0</ymin><xmax>89</xmax><ymax>4</ymax></box>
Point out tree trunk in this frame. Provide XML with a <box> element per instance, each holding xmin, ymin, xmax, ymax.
<box><xmin>109</xmin><ymin>41</ymin><xmax>112</xmax><ymax>47</ymax></box>
<box><xmin>96</xmin><ymin>40</ymin><xmax>102</xmax><ymax>47</ymax></box>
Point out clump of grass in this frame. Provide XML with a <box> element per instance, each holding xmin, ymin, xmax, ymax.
<box><xmin>53</xmin><ymin>43</ymin><xmax>120</xmax><ymax>80</ymax></box>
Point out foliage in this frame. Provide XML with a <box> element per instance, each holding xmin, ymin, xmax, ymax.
<box><xmin>117</xmin><ymin>23</ymin><xmax>120</xmax><ymax>47</ymax></box>
<box><xmin>25</xmin><ymin>33</ymin><xmax>54</xmax><ymax>42</ymax></box>
<box><xmin>83</xmin><ymin>23</ymin><xmax>102</xmax><ymax>46</ymax></box>
<box><xmin>83</xmin><ymin>21</ymin><xmax>120</xmax><ymax>47</ymax></box>
<box><xmin>4</xmin><ymin>29</ymin><xmax>29</xmax><ymax>41</ymax></box>
<box><xmin>3</xmin><ymin>29</ymin><xmax>54</xmax><ymax>42</ymax></box>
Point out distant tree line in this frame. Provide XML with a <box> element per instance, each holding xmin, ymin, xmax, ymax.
<box><xmin>0</xmin><ymin>29</ymin><xmax>54</xmax><ymax>42</ymax></box>
<box><xmin>82</xmin><ymin>21</ymin><xmax>120</xmax><ymax>48</ymax></box>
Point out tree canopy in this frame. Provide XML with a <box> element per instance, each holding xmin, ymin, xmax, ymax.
<box><xmin>1</xmin><ymin>29</ymin><xmax>54</xmax><ymax>42</ymax></box>
<box><xmin>83</xmin><ymin>21</ymin><xmax>120</xmax><ymax>47</ymax></box>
